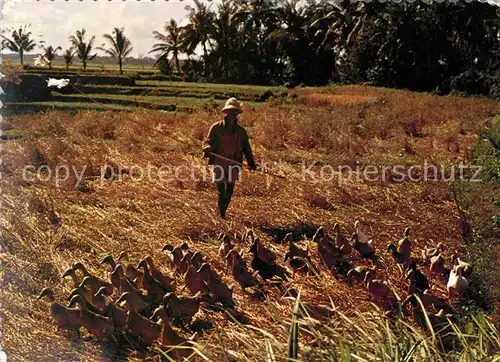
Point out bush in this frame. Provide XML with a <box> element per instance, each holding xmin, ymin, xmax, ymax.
<box><xmin>450</xmin><ymin>70</ymin><xmax>493</xmax><ymax>96</ymax></box>
<box><xmin>260</xmin><ymin>89</ymin><xmax>274</xmax><ymax>101</ymax></box>
<box><xmin>155</xmin><ymin>57</ymin><xmax>172</xmax><ymax>76</ymax></box>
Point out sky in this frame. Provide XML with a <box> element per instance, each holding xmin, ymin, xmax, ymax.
<box><xmin>0</xmin><ymin>0</ymin><xmax>213</xmax><ymax>58</ymax></box>
<box><xmin>1</xmin><ymin>0</ymin><xmax>499</xmax><ymax>59</ymax></box>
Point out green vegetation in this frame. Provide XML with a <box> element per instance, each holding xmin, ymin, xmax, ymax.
<box><xmin>69</xmin><ymin>29</ymin><xmax>97</xmax><ymax>70</ymax></box>
<box><xmin>4</xmin><ymin>1</ymin><xmax>497</xmax><ymax>95</ymax></box>
<box><xmin>136</xmin><ymin>80</ymin><xmax>284</xmax><ymax>93</ymax></box>
<box><xmin>97</xmin><ymin>27</ymin><xmax>133</xmax><ymax>75</ymax></box>
<box><xmin>245</xmin><ymin>298</ymin><xmax>500</xmax><ymax>362</ymax></box>
<box><xmin>0</xmin><ymin>24</ymin><xmax>39</xmax><ymax>66</ymax></box>
<box><xmin>1</xmin><ymin>60</ymin><xmax>285</xmax><ymax>114</ymax></box>
<box><xmin>453</xmin><ymin>116</ymin><xmax>500</xmax><ymax>321</ymax></box>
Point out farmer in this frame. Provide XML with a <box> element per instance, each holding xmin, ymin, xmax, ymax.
<box><xmin>203</xmin><ymin>98</ymin><xmax>257</xmax><ymax>218</ymax></box>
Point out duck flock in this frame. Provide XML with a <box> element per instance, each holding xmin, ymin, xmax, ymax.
<box><xmin>37</xmin><ymin>220</ymin><xmax>472</xmax><ymax>359</ymax></box>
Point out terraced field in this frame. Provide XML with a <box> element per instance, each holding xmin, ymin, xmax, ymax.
<box><xmin>3</xmin><ymin>71</ymin><xmax>285</xmax><ymax>115</ymax></box>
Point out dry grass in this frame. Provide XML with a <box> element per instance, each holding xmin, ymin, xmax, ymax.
<box><xmin>0</xmin><ymin>85</ymin><xmax>498</xmax><ymax>361</ymax></box>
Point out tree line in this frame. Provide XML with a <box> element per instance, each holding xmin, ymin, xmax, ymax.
<box><xmin>1</xmin><ymin>0</ymin><xmax>499</xmax><ymax>96</ymax></box>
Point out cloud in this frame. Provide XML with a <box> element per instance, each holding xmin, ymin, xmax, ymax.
<box><xmin>1</xmin><ymin>0</ymin><xmax>199</xmax><ymax>57</ymax></box>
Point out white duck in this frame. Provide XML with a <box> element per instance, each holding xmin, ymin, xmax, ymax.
<box><xmin>447</xmin><ymin>265</ymin><xmax>469</xmax><ymax>296</ymax></box>
<box><xmin>354</xmin><ymin>220</ymin><xmax>373</xmax><ymax>246</ymax></box>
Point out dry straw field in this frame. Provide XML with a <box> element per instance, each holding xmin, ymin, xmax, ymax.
<box><xmin>0</xmin><ymin>85</ymin><xmax>499</xmax><ymax>361</ymax></box>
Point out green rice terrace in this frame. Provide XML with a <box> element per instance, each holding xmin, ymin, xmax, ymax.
<box><xmin>2</xmin><ymin>65</ymin><xmax>286</xmax><ymax>116</ymax></box>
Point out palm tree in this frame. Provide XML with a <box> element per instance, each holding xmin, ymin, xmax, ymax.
<box><xmin>63</xmin><ymin>49</ymin><xmax>76</xmax><ymax>70</ymax></box>
<box><xmin>0</xmin><ymin>24</ymin><xmax>37</xmax><ymax>65</ymax></box>
<box><xmin>42</xmin><ymin>45</ymin><xmax>62</xmax><ymax>69</ymax></box>
<box><xmin>150</xmin><ymin>19</ymin><xmax>184</xmax><ymax>73</ymax></box>
<box><xmin>183</xmin><ymin>0</ymin><xmax>215</xmax><ymax>77</ymax></box>
<box><xmin>234</xmin><ymin>0</ymin><xmax>280</xmax><ymax>82</ymax></box>
<box><xmin>210</xmin><ymin>0</ymin><xmax>241</xmax><ymax>80</ymax></box>
<box><xmin>69</xmin><ymin>29</ymin><xmax>97</xmax><ymax>70</ymax></box>
<box><xmin>97</xmin><ymin>27</ymin><xmax>133</xmax><ymax>74</ymax></box>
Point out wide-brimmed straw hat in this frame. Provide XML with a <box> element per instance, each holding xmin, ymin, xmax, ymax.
<box><xmin>221</xmin><ymin>97</ymin><xmax>243</xmax><ymax>113</ymax></box>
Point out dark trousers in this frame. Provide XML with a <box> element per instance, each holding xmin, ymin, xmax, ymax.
<box><xmin>217</xmin><ymin>182</ymin><xmax>235</xmax><ymax>217</ymax></box>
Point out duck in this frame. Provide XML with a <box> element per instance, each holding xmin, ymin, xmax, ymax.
<box><xmin>312</xmin><ymin>227</ymin><xmax>342</xmax><ymax>270</ymax></box>
<box><xmin>73</xmin><ymin>262</ymin><xmax>114</xmax><ymax>295</ymax></box>
<box><xmin>67</xmin><ymin>294</ymin><xmax>115</xmax><ymax>339</ymax></box>
<box><xmin>218</xmin><ymin>233</ymin><xmax>233</xmax><ymax>260</ymax></box>
<box><xmin>115</xmin><ymin>271</ymin><xmax>148</xmax><ymax>312</ymax></box>
<box><xmin>162</xmin><ymin>244</ymin><xmax>189</xmax><ymax>275</ymax></box>
<box><xmin>312</xmin><ymin>226</ymin><xmax>332</xmax><ymax>245</ymax></box>
<box><xmin>430</xmin><ymin>254</ymin><xmax>446</xmax><ymax>275</ymax></box>
<box><xmin>447</xmin><ymin>265</ymin><xmax>469</xmax><ymax>296</ymax></box>
<box><xmin>352</xmin><ymin>233</ymin><xmax>375</xmax><ymax>259</ymax></box>
<box><xmin>421</xmin><ymin>242</ymin><xmax>444</xmax><ymax>264</ymax></box>
<box><xmin>110</xmin><ymin>264</ymin><xmax>128</xmax><ymax>292</ymax></box>
<box><xmin>100</xmin><ymin>252</ymin><xmax>143</xmax><ymax>283</ymax></box>
<box><xmin>285</xmin><ymin>232</ymin><xmax>309</xmax><ymax>260</ymax></box>
<box><xmin>405</xmin><ymin>261</ymin><xmax>429</xmax><ymax>295</ymax></box>
<box><xmin>62</xmin><ymin>269</ymin><xmax>93</xmax><ymax>300</ymax></box>
<box><xmin>363</xmin><ymin>271</ymin><xmax>394</xmax><ymax>300</ymax></box>
<box><xmin>248</xmin><ymin>241</ymin><xmax>289</xmax><ymax>281</ymax></box>
<box><xmin>162</xmin><ymin>292</ymin><xmax>201</xmax><ymax>327</ymax></box>
<box><xmin>387</xmin><ymin>243</ymin><xmax>409</xmax><ymax>264</ymax></box>
<box><xmin>354</xmin><ymin>220</ymin><xmax>372</xmax><ymax>245</ymax></box>
<box><xmin>182</xmin><ymin>263</ymin><xmax>210</xmax><ymax>296</ymax></box>
<box><xmin>346</xmin><ymin>265</ymin><xmax>376</xmax><ymax>282</ymax></box>
<box><xmin>283</xmin><ymin>253</ymin><xmax>309</xmax><ymax>277</ymax></box>
<box><xmin>189</xmin><ymin>252</ymin><xmax>205</xmax><ymax>270</ymax></box>
<box><xmin>405</xmin><ymin>297</ymin><xmax>451</xmax><ymax>329</ymax></box>
<box><xmin>162</xmin><ymin>243</ymin><xmax>182</xmax><ymax>267</ymax></box>
<box><xmin>68</xmin><ymin>285</ymin><xmax>106</xmax><ymax>312</ymax></box>
<box><xmin>197</xmin><ymin>263</ymin><xmax>235</xmax><ymax>307</ymax></box>
<box><xmin>116</xmin><ymin>292</ymin><xmax>161</xmax><ymax>345</ymax></box>
<box><xmin>250</xmin><ymin>238</ymin><xmax>276</xmax><ymax>265</ymax></box>
<box><xmin>226</xmin><ymin>249</ymin><xmax>260</xmax><ymax>289</ymax></box>
<box><xmin>137</xmin><ymin>259</ymin><xmax>172</xmax><ymax>301</ymax></box>
<box><xmin>94</xmin><ymin>287</ymin><xmax>127</xmax><ymax>330</ymax></box>
<box><xmin>397</xmin><ymin>227</ymin><xmax>411</xmax><ymax>261</ymax></box>
<box><xmin>402</xmin><ymin>290</ymin><xmax>448</xmax><ymax>312</ymax></box>
<box><xmin>79</xmin><ymin>275</ymin><xmax>114</xmax><ymax>298</ymax></box>
<box><xmin>37</xmin><ymin>287</ymin><xmax>81</xmax><ymax>332</ymax></box>
<box><xmin>150</xmin><ymin>306</ymin><xmax>196</xmax><ymax>360</ymax></box>
<box><xmin>196</xmin><ymin>261</ymin><xmax>223</xmax><ymax>284</ymax></box>
<box><xmin>333</xmin><ymin>223</ymin><xmax>352</xmax><ymax>255</ymax></box>
<box><xmin>143</xmin><ymin>256</ymin><xmax>176</xmax><ymax>291</ymax></box>
<box><xmin>61</xmin><ymin>267</ymin><xmax>81</xmax><ymax>288</ymax></box>
<box><xmin>450</xmin><ymin>254</ymin><xmax>472</xmax><ymax>278</ymax></box>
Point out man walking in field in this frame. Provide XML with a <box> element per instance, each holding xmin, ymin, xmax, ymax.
<box><xmin>203</xmin><ymin>98</ymin><xmax>257</xmax><ymax>218</ymax></box>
